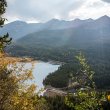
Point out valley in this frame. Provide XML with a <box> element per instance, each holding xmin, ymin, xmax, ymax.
<box><xmin>2</xmin><ymin>15</ymin><xmax>110</xmax><ymax>90</ymax></box>
<box><xmin>1</xmin><ymin>0</ymin><xmax>110</xmax><ymax>109</ymax></box>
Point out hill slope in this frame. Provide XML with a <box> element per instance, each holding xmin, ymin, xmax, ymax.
<box><xmin>0</xmin><ymin>17</ymin><xmax>94</xmax><ymax>40</ymax></box>
<box><xmin>6</xmin><ymin>15</ymin><xmax>110</xmax><ymax>89</ymax></box>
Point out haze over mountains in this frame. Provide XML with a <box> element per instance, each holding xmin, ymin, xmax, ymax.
<box><xmin>3</xmin><ymin>15</ymin><xmax>110</xmax><ymax>89</ymax></box>
<box><xmin>1</xmin><ymin>15</ymin><xmax>110</xmax><ymax>59</ymax></box>
<box><xmin>1</xmin><ymin>15</ymin><xmax>110</xmax><ymax>41</ymax></box>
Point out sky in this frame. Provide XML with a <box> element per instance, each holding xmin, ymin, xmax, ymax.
<box><xmin>4</xmin><ymin>0</ymin><xmax>110</xmax><ymax>23</ymax></box>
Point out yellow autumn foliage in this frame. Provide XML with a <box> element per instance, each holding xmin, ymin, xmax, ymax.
<box><xmin>107</xmin><ymin>95</ymin><xmax>110</xmax><ymax>101</ymax></box>
<box><xmin>0</xmin><ymin>0</ymin><xmax>49</xmax><ymax>109</ymax></box>
<box><xmin>0</xmin><ymin>53</ymin><xmax>48</xmax><ymax>110</ymax></box>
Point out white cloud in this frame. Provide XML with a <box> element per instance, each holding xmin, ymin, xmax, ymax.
<box><xmin>69</xmin><ymin>0</ymin><xmax>110</xmax><ymax>20</ymax></box>
<box><xmin>4</xmin><ymin>0</ymin><xmax>110</xmax><ymax>23</ymax></box>
<box><xmin>101</xmin><ymin>0</ymin><xmax>110</xmax><ymax>3</ymax></box>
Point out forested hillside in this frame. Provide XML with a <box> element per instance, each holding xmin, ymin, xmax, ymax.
<box><xmin>1</xmin><ymin>0</ymin><xmax>110</xmax><ymax>109</ymax></box>
<box><xmin>5</xmin><ymin>15</ymin><xmax>110</xmax><ymax>89</ymax></box>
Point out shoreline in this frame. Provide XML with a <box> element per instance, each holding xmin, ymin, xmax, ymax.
<box><xmin>36</xmin><ymin>59</ymin><xmax>64</xmax><ymax>65</ymax></box>
<box><xmin>5</xmin><ymin>56</ymin><xmax>34</xmax><ymax>63</ymax></box>
<box><xmin>6</xmin><ymin>56</ymin><xmax>63</xmax><ymax>66</ymax></box>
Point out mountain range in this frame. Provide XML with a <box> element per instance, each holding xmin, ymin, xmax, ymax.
<box><xmin>1</xmin><ymin>15</ymin><xmax>109</xmax><ymax>40</ymax></box>
<box><xmin>1</xmin><ymin>15</ymin><xmax>110</xmax><ymax>56</ymax></box>
<box><xmin>13</xmin><ymin>15</ymin><xmax>110</xmax><ymax>46</ymax></box>
<box><xmin>2</xmin><ymin>15</ymin><xmax>110</xmax><ymax>89</ymax></box>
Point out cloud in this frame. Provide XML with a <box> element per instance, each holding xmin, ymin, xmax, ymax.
<box><xmin>5</xmin><ymin>0</ymin><xmax>84</xmax><ymax>22</ymax></box>
<box><xmin>4</xmin><ymin>0</ymin><xmax>110</xmax><ymax>23</ymax></box>
<box><xmin>101</xmin><ymin>0</ymin><xmax>110</xmax><ymax>3</ymax></box>
<box><xmin>69</xmin><ymin>0</ymin><xmax>110</xmax><ymax>20</ymax></box>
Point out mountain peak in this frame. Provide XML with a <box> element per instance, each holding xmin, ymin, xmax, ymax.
<box><xmin>74</xmin><ymin>18</ymin><xmax>81</xmax><ymax>22</ymax></box>
<box><xmin>102</xmin><ymin>15</ymin><xmax>109</xmax><ymax>18</ymax></box>
<box><xmin>47</xmin><ymin>18</ymin><xmax>60</xmax><ymax>23</ymax></box>
<box><xmin>97</xmin><ymin>15</ymin><xmax>110</xmax><ymax>21</ymax></box>
<box><xmin>86</xmin><ymin>18</ymin><xmax>93</xmax><ymax>21</ymax></box>
<box><xmin>11</xmin><ymin>20</ymin><xmax>27</xmax><ymax>24</ymax></box>
<box><xmin>4</xmin><ymin>20</ymin><xmax>27</xmax><ymax>28</ymax></box>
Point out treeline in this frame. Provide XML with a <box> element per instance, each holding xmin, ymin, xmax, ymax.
<box><xmin>43</xmin><ymin>62</ymin><xmax>79</xmax><ymax>88</ymax></box>
<box><xmin>8</xmin><ymin>43</ymin><xmax>110</xmax><ymax>89</ymax></box>
<box><xmin>43</xmin><ymin>47</ymin><xmax>110</xmax><ymax>89</ymax></box>
<box><xmin>1</xmin><ymin>0</ymin><xmax>110</xmax><ymax>110</ymax></box>
<box><xmin>44</xmin><ymin>53</ymin><xmax>110</xmax><ymax>110</ymax></box>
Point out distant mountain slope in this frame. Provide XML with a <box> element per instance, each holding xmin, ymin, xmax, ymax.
<box><xmin>15</xmin><ymin>15</ymin><xmax>110</xmax><ymax>48</ymax></box>
<box><xmin>5</xmin><ymin>15</ymin><xmax>110</xmax><ymax>66</ymax></box>
<box><xmin>0</xmin><ymin>21</ymin><xmax>44</xmax><ymax>40</ymax></box>
<box><xmin>6</xmin><ymin>15</ymin><xmax>110</xmax><ymax>66</ymax></box>
<box><xmin>1</xmin><ymin>15</ymin><xmax>109</xmax><ymax>41</ymax></box>
<box><xmin>6</xmin><ymin>15</ymin><xmax>110</xmax><ymax>89</ymax></box>
<box><xmin>0</xmin><ymin>17</ymin><xmax>94</xmax><ymax>40</ymax></box>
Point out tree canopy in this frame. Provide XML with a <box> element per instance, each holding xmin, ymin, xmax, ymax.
<box><xmin>0</xmin><ymin>1</ymin><xmax>48</xmax><ymax>110</ymax></box>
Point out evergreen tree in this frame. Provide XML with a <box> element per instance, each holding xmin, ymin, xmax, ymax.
<box><xmin>0</xmin><ymin>0</ymin><xmax>12</xmax><ymax>53</ymax></box>
<box><xmin>65</xmin><ymin>53</ymin><xmax>105</xmax><ymax>110</ymax></box>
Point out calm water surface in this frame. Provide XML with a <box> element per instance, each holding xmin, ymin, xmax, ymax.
<box><xmin>25</xmin><ymin>61</ymin><xmax>60</xmax><ymax>90</ymax></box>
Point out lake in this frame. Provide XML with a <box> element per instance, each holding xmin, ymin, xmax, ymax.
<box><xmin>24</xmin><ymin>61</ymin><xmax>60</xmax><ymax>90</ymax></box>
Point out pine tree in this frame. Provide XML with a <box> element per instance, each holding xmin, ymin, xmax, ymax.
<box><xmin>0</xmin><ymin>0</ymin><xmax>12</xmax><ymax>53</ymax></box>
